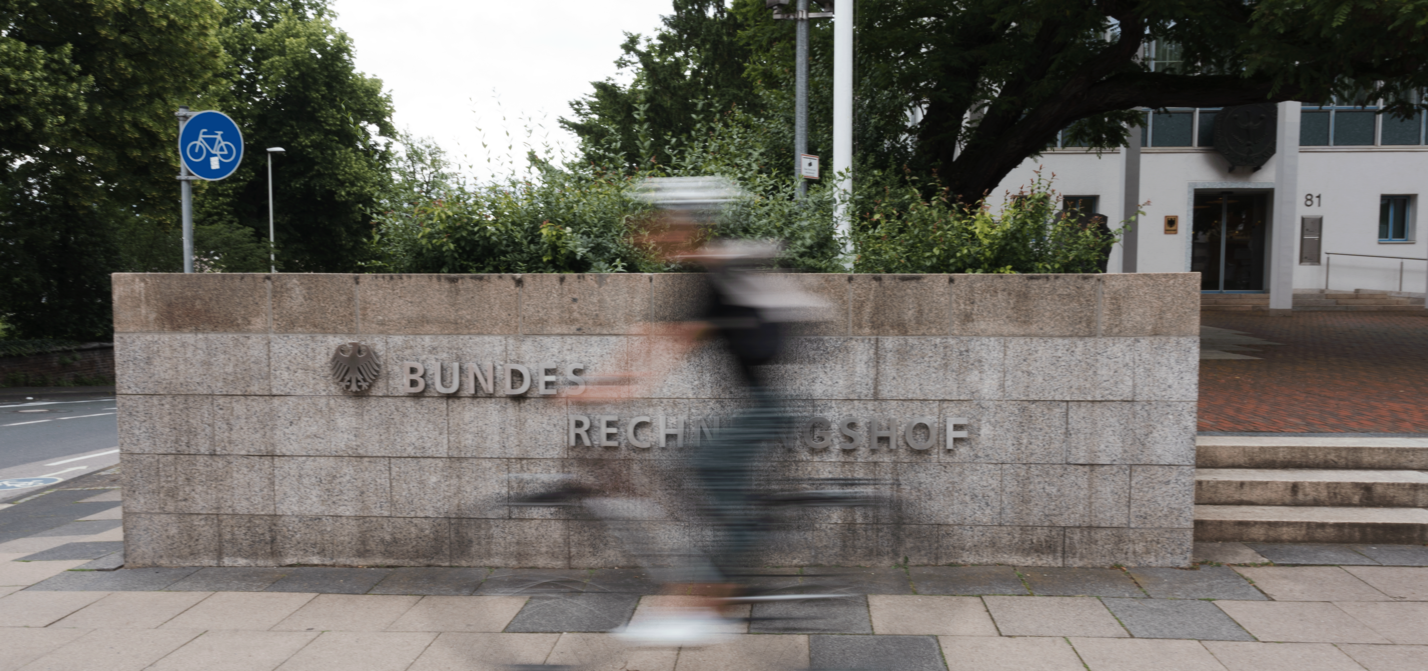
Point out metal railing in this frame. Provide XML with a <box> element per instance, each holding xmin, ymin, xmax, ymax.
<box><xmin>1324</xmin><ymin>252</ymin><xmax>1428</xmax><ymax>292</ymax></box>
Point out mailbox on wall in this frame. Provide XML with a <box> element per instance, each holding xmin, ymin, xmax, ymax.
<box><xmin>1164</xmin><ymin>215</ymin><xmax>1179</xmax><ymax>234</ymax></box>
<box><xmin>1300</xmin><ymin>216</ymin><xmax>1322</xmax><ymax>265</ymax></box>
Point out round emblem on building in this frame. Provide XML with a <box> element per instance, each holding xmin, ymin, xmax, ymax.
<box><xmin>1213</xmin><ymin>103</ymin><xmax>1278</xmax><ymax>171</ymax></box>
<box><xmin>330</xmin><ymin>342</ymin><xmax>381</xmax><ymax>392</ymax></box>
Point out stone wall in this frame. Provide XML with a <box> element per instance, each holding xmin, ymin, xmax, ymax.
<box><xmin>113</xmin><ymin>272</ymin><xmax>1200</xmax><ymax>568</ymax></box>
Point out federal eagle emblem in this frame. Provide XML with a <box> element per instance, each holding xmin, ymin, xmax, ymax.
<box><xmin>330</xmin><ymin>342</ymin><xmax>381</xmax><ymax>392</ymax></box>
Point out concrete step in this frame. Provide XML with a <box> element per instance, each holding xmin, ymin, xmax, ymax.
<box><xmin>1196</xmin><ymin>468</ymin><xmax>1428</xmax><ymax>507</ymax></box>
<box><xmin>1194</xmin><ymin>505</ymin><xmax>1428</xmax><ymax>544</ymax></box>
<box><xmin>1196</xmin><ymin>436</ymin><xmax>1428</xmax><ymax>470</ymax></box>
<box><xmin>1295</xmin><ymin>305</ymin><xmax>1425</xmax><ymax>311</ymax></box>
<box><xmin>1201</xmin><ymin>305</ymin><xmax>1264</xmax><ymax>311</ymax></box>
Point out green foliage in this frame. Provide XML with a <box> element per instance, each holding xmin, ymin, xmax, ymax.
<box><xmin>852</xmin><ymin>173</ymin><xmax>1121</xmax><ymax>274</ymax></box>
<box><xmin>0</xmin><ymin>340</ymin><xmax>85</xmax><ymax>357</ymax></box>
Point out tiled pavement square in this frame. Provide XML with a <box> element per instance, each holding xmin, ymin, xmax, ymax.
<box><xmin>672</xmin><ymin>634</ymin><xmax>809</xmax><ymax>671</ymax></box>
<box><xmin>0</xmin><ymin>626</ymin><xmax>90</xmax><ymax>670</ymax></box>
<box><xmin>1350</xmin><ymin>545</ymin><xmax>1428</xmax><ymax>567</ymax></box>
<box><xmin>1201</xmin><ymin>641</ymin><xmax>1369</xmax><ymax>671</ymax></box>
<box><xmin>1337</xmin><ymin>643</ymin><xmax>1428</xmax><ymax>671</ymax></box>
<box><xmin>0</xmin><ymin>585</ymin><xmax>16</xmax><ymax>599</ymax></box>
<box><xmin>159</xmin><ymin>592</ymin><xmax>317</xmax><ymax>631</ymax></box>
<box><xmin>1068</xmin><ymin>638</ymin><xmax>1229</xmax><ymax>671</ymax></box>
<box><xmin>265</xmin><ymin>567</ymin><xmax>392</xmax><ymax>594</ymax></box>
<box><xmin>25</xmin><ymin>566</ymin><xmax>198</xmax><ymax>591</ymax></box>
<box><xmin>1214</xmin><ymin>601</ymin><xmax>1391</xmax><ymax>643</ymax></box>
<box><xmin>32</xmin><ymin>519</ymin><xmax>123</xmax><ymax>537</ymax></box>
<box><xmin>77</xmin><ymin>505</ymin><xmax>122</xmax><ymax>521</ymax></box>
<box><xmin>1129</xmin><ymin>566</ymin><xmax>1266</xmax><ymax>600</ymax></box>
<box><xmin>749</xmin><ymin>595</ymin><xmax>873</xmax><ymax>634</ymax></box>
<box><xmin>1343</xmin><ymin>566</ymin><xmax>1428</xmax><ymax>600</ymax></box>
<box><xmin>17</xmin><ymin>541</ymin><xmax>124</xmax><ymax>562</ymax></box>
<box><xmin>273</xmin><ymin>631</ymin><xmax>436</xmax><ymax>671</ymax></box>
<box><xmin>369</xmin><ymin>567</ymin><xmax>489</xmax><ymax>596</ymax></box>
<box><xmin>937</xmin><ymin>636</ymin><xmax>1085</xmax><ymax>671</ymax></box>
<box><xmin>50</xmin><ymin>591</ymin><xmax>210</xmax><ymax>629</ymax></box>
<box><xmin>0</xmin><ymin>559</ymin><xmax>87</xmax><ymax>586</ymax></box>
<box><xmin>810</xmin><ymin>634</ymin><xmax>947</xmax><ymax>671</ymax></box>
<box><xmin>19</xmin><ymin>628</ymin><xmax>202</xmax><ymax>671</ymax></box>
<box><xmin>1247</xmin><ymin>544</ymin><xmax>1379</xmax><ymax>566</ymax></box>
<box><xmin>1019</xmin><ymin>568</ymin><xmax>1145</xmax><ymax>598</ymax></box>
<box><xmin>1193</xmin><ymin>542</ymin><xmax>1269</xmax><ymax>565</ymax></box>
<box><xmin>545</xmin><ymin>632</ymin><xmax>678</xmax><ymax>670</ymax></box>
<box><xmin>0</xmin><ymin>535</ymin><xmax>95</xmax><ymax>556</ymax></box>
<box><xmin>0</xmin><ymin>590</ymin><xmax>107</xmax><ymax>627</ymax></box>
<box><xmin>804</xmin><ymin>566</ymin><xmax>913</xmax><ymax>594</ymax></box>
<box><xmin>585</xmin><ymin>568</ymin><xmax>663</xmax><ymax>595</ymax></box>
<box><xmin>387</xmin><ymin>595</ymin><xmax>527</xmax><ymax>632</ymax></box>
<box><xmin>504</xmin><ymin>593</ymin><xmax>640</xmax><ymax>633</ymax></box>
<box><xmin>166</xmin><ymin>567</ymin><xmax>293</xmax><ymax>592</ymax></box>
<box><xmin>982</xmin><ymin>596</ymin><xmax>1128</xmax><ymax>638</ymax></box>
<box><xmin>1234</xmin><ymin>567</ymin><xmax>1392</xmax><ymax>601</ymax></box>
<box><xmin>910</xmin><ymin>566</ymin><xmax>1028</xmax><ymax>595</ymax></box>
<box><xmin>1333</xmin><ymin>602</ymin><xmax>1428</xmax><ymax>645</ymax></box>
<box><xmin>629</xmin><ymin>595</ymin><xmax>751</xmax><ymax>634</ymax></box>
<box><xmin>474</xmin><ymin>569</ymin><xmax>591</xmax><ymax>595</ymax></box>
<box><xmin>1102</xmin><ymin>597</ymin><xmax>1254</xmax><ymax>641</ymax></box>
<box><xmin>79</xmin><ymin>490</ymin><xmax>122</xmax><ymax>503</ymax></box>
<box><xmin>147</xmin><ymin>630</ymin><xmax>319</xmax><ymax>671</ymax></box>
<box><xmin>272</xmin><ymin>594</ymin><xmax>422</xmax><ymax>632</ymax></box>
<box><xmin>74</xmin><ymin>552</ymin><xmax>123</xmax><ymax>571</ymax></box>
<box><xmin>867</xmin><ymin>595</ymin><xmax>999</xmax><ymax>636</ymax></box>
<box><xmin>406</xmin><ymin>632</ymin><xmax>561</xmax><ymax>671</ymax></box>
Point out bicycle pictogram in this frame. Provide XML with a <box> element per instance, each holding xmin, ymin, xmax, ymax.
<box><xmin>185</xmin><ymin>130</ymin><xmax>237</xmax><ymax>170</ymax></box>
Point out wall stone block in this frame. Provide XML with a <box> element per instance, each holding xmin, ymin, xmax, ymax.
<box><xmin>1000</xmin><ymin>464</ymin><xmax>1090</xmax><ymax>527</ymax></box>
<box><xmin>766</xmin><ymin>337</ymin><xmax>877</xmax><ymax>401</ymax></box>
<box><xmin>1064</xmin><ymin>527</ymin><xmax>1193</xmax><ymax>567</ymax></box>
<box><xmin>520</xmin><ymin>273</ymin><xmax>650</xmax><ymax>335</ymax></box>
<box><xmin>1066</xmin><ymin>401</ymin><xmax>1196</xmax><ymax>465</ymax></box>
<box><xmin>274</xmin><ymin>457</ymin><xmax>391</xmax><ymax>517</ymax></box>
<box><xmin>113</xmin><ymin>273</ymin><xmax>268</xmax><ymax>333</ymax></box>
<box><xmin>116</xmin><ymin>334</ymin><xmax>270</xmax><ymax>395</ymax></box>
<box><xmin>1003</xmin><ymin>337</ymin><xmax>1135</xmax><ymax>401</ymax></box>
<box><xmin>875</xmin><ymin>337</ymin><xmax>1004</xmax><ymax>400</ymax></box>
<box><xmin>895</xmin><ymin>462</ymin><xmax>1001</xmax><ymax>525</ymax></box>
<box><xmin>1133</xmin><ymin>337</ymin><xmax>1200</xmax><ymax>401</ymax></box>
<box><xmin>1130</xmin><ymin>466</ymin><xmax>1196</xmax><ymax>529</ymax></box>
<box><xmin>941</xmin><ymin>401</ymin><xmax>1067</xmax><ymax>464</ymax></box>
<box><xmin>942</xmin><ymin>525</ymin><xmax>1065</xmax><ymax>567</ymax></box>
<box><xmin>1089</xmin><ymin>465</ymin><xmax>1130</xmax><ymax>527</ymax></box>
<box><xmin>951</xmin><ymin>274</ymin><xmax>1098</xmax><ymax>336</ymax></box>
<box><xmin>851</xmin><ymin>275</ymin><xmax>951</xmax><ymax>336</ymax></box>
<box><xmin>124</xmin><ymin>513</ymin><xmax>220</xmax><ymax>567</ymax></box>
<box><xmin>118</xmin><ymin>395</ymin><xmax>213</xmax><ymax>454</ymax></box>
<box><xmin>272</xmin><ymin>274</ymin><xmax>357</xmax><ymax>334</ymax></box>
<box><xmin>1101</xmin><ymin>274</ymin><xmax>1200</xmax><ymax>337</ymax></box>
<box><xmin>269</xmin><ymin>334</ymin><xmax>377</xmax><ymax>396</ymax></box>
<box><xmin>359</xmin><ymin>396</ymin><xmax>448</xmax><ymax>458</ymax></box>
<box><xmin>359</xmin><ymin>274</ymin><xmax>520</xmax><ymax>335</ymax></box>
<box><xmin>453</xmin><ymin>519</ymin><xmax>568</xmax><ymax>568</ymax></box>
<box><xmin>220</xmin><ymin>515</ymin><xmax>278</xmax><ymax>566</ymax></box>
<box><xmin>212</xmin><ymin>396</ymin><xmax>275</xmax><ymax>455</ymax></box>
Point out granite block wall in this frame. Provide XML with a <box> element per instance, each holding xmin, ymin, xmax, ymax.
<box><xmin>113</xmin><ymin>272</ymin><xmax>1199</xmax><ymax>568</ymax></box>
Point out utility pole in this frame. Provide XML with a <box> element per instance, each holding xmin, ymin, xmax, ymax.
<box><xmin>177</xmin><ymin>107</ymin><xmax>196</xmax><ymax>273</ymax></box>
<box><xmin>770</xmin><ymin>1</ymin><xmax>832</xmax><ymax>200</ymax></box>
<box><xmin>832</xmin><ymin>0</ymin><xmax>854</xmax><ymax>259</ymax></box>
<box><xmin>267</xmin><ymin>147</ymin><xmax>286</xmax><ymax>273</ymax></box>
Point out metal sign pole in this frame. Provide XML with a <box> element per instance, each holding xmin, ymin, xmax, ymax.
<box><xmin>177</xmin><ymin>107</ymin><xmax>195</xmax><ymax>273</ymax></box>
<box><xmin>794</xmin><ymin>0</ymin><xmax>809</xmax><ymax>199</ymax></box>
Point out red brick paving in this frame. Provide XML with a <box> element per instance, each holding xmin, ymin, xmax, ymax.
<box><xmin>1199</xmin><ymin>311</ymin><xmax>1428</xmax><ymax>433</ymax></box>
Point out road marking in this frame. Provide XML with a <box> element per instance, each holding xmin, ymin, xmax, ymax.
<box><xmin>56</xmin><ymin>413</ymin><xmax>115</xmax><ymax>420</ymax></box>
<box><xmin>45</xmin><ymin>449</ymin><xmax>120</xmax><ymax>466</ymax></box>
<box><xmin>2</xmin><ymin>420</ymin><xmax>52</xmax><ymax>427</ymax></box>
<box><xmin>38</xmin><ymin>467</ymin><xmax>87</xmax><ymax>478</ymax></box>
<box><xmin>0</xmin><ymin>398</ymin><xmax>116</xmax><ymax>408</ymax></box>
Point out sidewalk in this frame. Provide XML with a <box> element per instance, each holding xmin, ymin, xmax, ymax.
<box><xmin>1</xmin><ymin>479</ymin><xmax>1426</xmax><ymax>670</ymax></box>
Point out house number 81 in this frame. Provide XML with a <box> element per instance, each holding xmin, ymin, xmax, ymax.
<box><xmin>1304</xmin><ymin>194</ymin><xmax>1321</xmax><ymax>207</ymax></box>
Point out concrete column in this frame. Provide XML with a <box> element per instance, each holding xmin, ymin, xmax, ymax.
<box><xmin>1269</xmin><ymin>101</ymin><xmax>1302</xmax><ymax>313</ymax></box>
<box><xmin>1120</xmin><ymin>124</ymin><xmax>1143</xmax><ymax>272</ymax></box>
<box><xmin>832</xmin><ymin>0</ymin><xmax>854</xmax><ymax>261</ymax></box>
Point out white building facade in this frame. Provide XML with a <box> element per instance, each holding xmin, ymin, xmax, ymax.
<box><xmin>995</xmin><ymin>101</ymin><xmax>1428</xmax><ymax>304</ymax></box>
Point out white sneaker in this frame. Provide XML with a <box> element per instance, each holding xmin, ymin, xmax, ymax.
<box><xmin>612</xmin><ymin>608</ymin><xmax>739</xmax><ymax>647</ymax></box>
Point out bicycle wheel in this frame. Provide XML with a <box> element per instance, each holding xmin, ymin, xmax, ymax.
<box><xmin>215</xmin><ymin>141</ymin><xmax>235</xmax><ymax>162</ymax></box>
<box><xmin>185</xmin><ymin>140</ymin><xmax>207</xmax><ymax>162</ymax></box>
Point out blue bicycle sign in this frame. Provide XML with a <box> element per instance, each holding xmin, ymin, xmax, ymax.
<box><xmin>179</xmin><ymin>110</ymin><xmax>244</xmax><ymax>180</ymax></box>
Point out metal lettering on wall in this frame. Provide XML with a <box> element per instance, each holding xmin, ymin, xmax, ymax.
<box><xmin>329</xmin><ymin>342</ymin><xmax>381</xmax><ymax>392</ymax></box>
<box><xmin>397</xmin><ymin>361</ymin><xmax>586</xmax><ymax>396</ymax></box>
<box><xmin>568</xmin><ymin>415</ymin><xmax>971</xmax><ymax>452</ymax></box>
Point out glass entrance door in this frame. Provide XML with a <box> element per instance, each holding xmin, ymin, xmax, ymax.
<box><xmin>1192</xmin><ymin>192</ymin><xmax>1269</xmax><ymax>292</ymax></box>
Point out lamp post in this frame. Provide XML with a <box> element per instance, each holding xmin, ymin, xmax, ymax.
<box><xmin>266</xmin><ymin>147</ymin><xmax>285</xmax><ymax>273</ymax></box>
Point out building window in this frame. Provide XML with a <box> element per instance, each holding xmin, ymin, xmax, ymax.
<box><xmin>1380</xmin><ymin>196</ymin><xmax>1412</xmax><ymax>242</ymax></box>
<box><xmin>1301</xmin><ymin>90</ymin><xmax>1427</xmax><ymax>147</ymax></box>
<box><xmin>1064</xmin><ymin>196</ymin><xmax>1099</xmax><ymax>218</ymax></box>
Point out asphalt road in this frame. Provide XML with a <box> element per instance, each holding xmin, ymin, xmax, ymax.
<box><xmin>0</xmin><ymin>390</ymin><xmax>119</xmax><ymax>501</ymax></box>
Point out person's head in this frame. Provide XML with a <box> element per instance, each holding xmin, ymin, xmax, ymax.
<box><xmin>632</xmin><ymin>176</ymin><xmax>742</xmax><ymax>263</ymax></box>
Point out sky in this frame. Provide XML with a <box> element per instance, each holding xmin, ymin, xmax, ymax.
<box><xmin>330</xmin><ymin>0</ymin><xmax>675</xmax><ymax>181</ymax></box>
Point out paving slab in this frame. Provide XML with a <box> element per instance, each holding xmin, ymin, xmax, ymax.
<box><xmin>1102</xmin><ymin>597</ymin><xmax>1254</xmax><ymax>641</ymax></box>
<box><xmin>406</xmin><ymin>632</ymin><xmax>561</xmax><ymax>671</ymax></box>
<box><xmin>937</xmin><ymin>636</ymin><xmax>1085</xmax><ymax>671</ymax></box>
<box><xmin>272</xmin><ymin>593</ymin><xmax>421</xmax><ymax>632</ymax></box>
<box><xmin>17</xmin><ymin>541</ymin><xmax>124</xmax><ymax>562</ymax></box>
<box><xmin>0</xmin><ymin>626</ymin><xmax>91</xmax><ymax>670</ymax></box>
<box><xmin>584</xmin><ymin>568</ymin><xmax>663</xmax><ymax>595</ymax></box>
<box><xmin>73</xmin><ymin>552</ymin><xmax>123</xmax><ymax>571</ymax></box>
<box><xmin>80</xmin><ymin>490</ymin><xmax>122</xmax><ymax>503</ymax></box>
<box><xmin>982</xmin><ymin>596</ymin><xmax>1128</xmax><ymax>638</ymax></box>
<box><xmin>1337</xmin><ymin>643</ymin><xmax>1428</xmax><ymax>671</ymax></box>
<box><xmin>1068</xmin><ymin>638</ymin><xmax>1229</xmax><ymax>671</ymax></box>
<box><xmin>0</xmin><ymin>559</ymin><xmax>87</xmax><ymax>586</ymax></box>
<box><xmin>804</xmin><ymin>566</ymin><xmax>913</xmax><ymax>594</ymax></box>
<box><xmin>673</xmin><ymin>634</ymin><xmax>809</xmax><ymax>671</ymax></box>
<box><xmin>1214</xmin><ymin>601</ymin><xmax>1391</xmax><ymax>643</ymax></box>
<box><xmin>0</xmin><ymin>590</ymin><xmax>108</xmax><ymax>627</ymax></box>
<box><xmin>1019</xmin><ymin>568</ymin><xmax>1145</xmax><ymax>597</ymax></box>
<box><xmin>32</xmin><ymin>519</ymin><xmax>123</xmax><ymax>537</ymax></box>
<box><xmin>1350</xmin><ymin>544</ymin><xmax>1428</xmax><ymax>567</ymax></box>
<box><xmin>474</xmin><ymin>568</ymin><xmax>590</xmax><ymax>595</ymax></box>
<box><xmin>166</xmin><ymin>567</ymin><xmax>293</xmax><ymax>592</ymax></box>
<box><xmin>809</xmin><ymin>634</ymin><xmax>947</xmax><ymax>671</ymax></box>
<box><xmin>147</xmin><ymin>630</ymin><xmax>320</xmax><ymax>671</ymax></box>
<box><xmin>25</xmin><ymin>566</ymin><xmax>198</xmax><ymax>591</ymax></box>
<box><xmin>544</xmin><ymin>632</ymin><xmax>679</xmax><ymax>671</ymax></box>
<box><xmin>1129</xmin><ymin>566</ymin><xmax>1266</xmax><ymax>600</ymax></box>
<box><xmin>1201</xmin><ymin>641</ymin><xmax>1369</xmax><ymax>671</ymax></box>
<box><xmin>49</xmin><ymin>591</ymin><xmax>210</xmax><ymax>629</ymax></box>
<box><xmin>1193</xmin><ymin>542</ymin><xmax>1269</xmax><ymax>565</ymax></box>
<box><xmin>160</xmin><ymin>592</ymin><xmax>317</xmax><ymax>631</ymax></box>
<box><xmin>1234</xmin><ymin>566</ymin><xmax>1392</xmax><ymax>601</ymax></box>
<box><xmin>387</xmin><ymin>595</ymin><xmax>528</xmax><ymax>632</ymax></box>
<box><xmin>265</xmin><ymin>567</ymin><xmax>392</xmax><ymax>594</ymax></box>
<box><xmin>867</xmin><ymin>595</ymin><xmax>999</xmax><ymax>636</ymax></box>
<box><xmin>1342</xmin><ymin>566</ymin><xmax>1428</xmax><ymax>600</ymax></box>
<box><xmin>628</xmin><ymin>595</ymin><xmax>750</xmax><ymax>634</ymax></box>
<box><xmin>1247</xmin><ymin>543</ymin><xmax>1380</xmax><ymax>565</ymax></box>
<box><xmin>749</xmin><ymin>595</ymin><xmax>872</xmax><ymax>634</ymax></box>
<box><xmin>77</xmin><ymin>506</ymin><xmax>122</xmax><ymax>521</ymax></box>
<box><xmin>504</xmin><ymin>593</ymin><xmax>640</xmax><ymax>633</ymax></box>
<box><xmin>910</xmin><ymin>566</ymin><xmax>1028</xmax><ymax>595</ymax></box>
<box><xmin>273</xmin><ymin>631</ymin><xmax>436</xmax><ymax>671</ymax></box>
<box><xmin>1333</xmin><ymin>602</ymin><xmax>1428</xmax><ymax>645</ymax></box>
<box><xmin>19</xmin><ymin>628</ymin><xmax>203</xmax><ymax>671</ymax></box>
<box><xmin>0</xmin><ymin>585</ymin><xmax>16</xmax><ymax>599</ymax></box>
<box><xmin>369</xmin><ymin>567</ymin><xmax>488</xmax><ymax>596</ymax></box>
<box><xmin>0</xmin><ymin>489</ymin><xmax>116</xmax><ymax>544</ymax></box>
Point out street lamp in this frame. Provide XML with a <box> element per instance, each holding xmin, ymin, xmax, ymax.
<box><xmin>266</xmin><ymin>147</ymin><xmax>285</xmax><ymax>273</ymax></box>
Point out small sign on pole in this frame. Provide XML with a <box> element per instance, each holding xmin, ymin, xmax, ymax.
<box><xmin>800</xmin><ymin>154</ymin><xmax>820</xmax><ymax>180</ymax></box>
